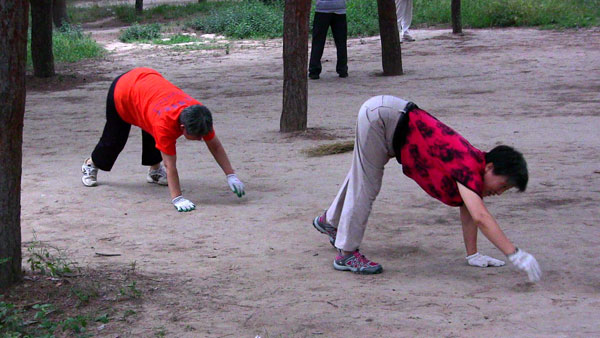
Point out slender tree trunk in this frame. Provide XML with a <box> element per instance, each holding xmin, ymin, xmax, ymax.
<box><xmin>30</xmin><ymin>0</ymin><xmax>55</xmax><ymax>77</ymax></box>
<box><xmin>451</xmin><ymin>0</ymin><xmax>462</xmax><ymax>34</ymax></box>
<box><xmin>52</xmin><ymin>0</ymin><xmax>68</xmax><ymax>29</ymax></box>
<box><xmin>280</xmin><ymin>0</ymin><xmax>311</xmax><ymax>132</ymax></box>
<box><xmin>135</xmin><ymin>0</ymin><xmax>143</xmax><ymax>15</ymax></box>
<box><xmin>0</xmin><ymin>0</ymin><xmax>28</xmax><ymax>289</ymax></box>
<box><xmin>377</xmin><ymin>0</ymin><xmax>402</xmax><ymax>75</ymax></box>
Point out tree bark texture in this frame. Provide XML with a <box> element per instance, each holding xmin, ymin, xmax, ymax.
<box><xmin>135</xmin><ymin>0</ymin><xmax>143</xmax><ymax>14</ymax></box>
<box><xmin>30</xmin><ymin>0</ymin><xmax>55</xmax><ymax>77</ymax></box>
<box><xmin>0</xmin><ymin>0</ymin><xmax>28</xmax><ymax>289</ymax></box>
<box><xmin>451</xmin><ymin>0</ymin><xmax>462</xmax><ymax>34</ymax></box>
<box><xmin>280</xmin><ymin>0</ymin><xmax>311</xmax><ymax>132</ymax></box>
<box><xmin>377</xmin><ymin>0</ymin><xmax>402</xmax><ymax>75</ymax></box>
<box><xmin>52</xmin><ymin>0</ymin><xmax>68</xmax><ymax>29</ymax></box>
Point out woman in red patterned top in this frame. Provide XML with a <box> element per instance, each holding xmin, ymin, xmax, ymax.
<box><xmin>81</xmin><ymin>68</ymin><xmax>245</xmax><ymax>212</ymax></box>
<box><xmin>312</xmin><ymin>95</ymin><xmax>541</xmax><ymax>282</ymax></box>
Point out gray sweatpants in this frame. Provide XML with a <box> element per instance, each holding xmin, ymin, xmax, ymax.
<box><xmin>326</xmin><ymin>95</ymin><xmax>409</xmax><ymax>251</ymax></box>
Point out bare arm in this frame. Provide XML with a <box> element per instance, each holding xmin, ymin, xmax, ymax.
<box><xmin>460</xmin><ymin>205</ymin><xmax>478</xmax><ymax>256</ymax></box>
<box><xmin>457</xmin><ymin>182</ymin><xmax>516</xmax><ymax>255</ymax></box>
<box><xmin>161</xmin><ymin>152</ymin><xmax>182</xmax><ymax>199</ymax></box>
<box><xmin>205</xmin><ymin>135</ymin><xmax>235</xmax><ymax>176</ymax></box>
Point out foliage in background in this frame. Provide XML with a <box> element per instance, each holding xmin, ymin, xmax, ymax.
<box><xmin>119</xmin><ymin>23</ymin><xmax>162</xmax><ymax>42</ymax></box>
<box><xmin>186</xmin><ymin>0</ymin><xmax>599</xmax><ymax>39</ymax></box>
<box><xmin>186</xmin><ymin>0</ymin><xmax>284</xmax><ymax>39</ymax></box>
<box><xmin>68</xmin><ymin>0</ymin><xmax>599</xmax><ymax>41</ymax></box>
<box><xmin>69</xmin><ymin>1</ymin><xmax>221</xmax><ymax>24</ymax></box>
<box><xmin>26</xmin><ymin>22</ymin><xmax>104</xmax><ymax>67</ymax></box>
<box><xmin>413</xmin><ymin>0</ymin><xmax>600</xmax><ymax>28</ymax></box>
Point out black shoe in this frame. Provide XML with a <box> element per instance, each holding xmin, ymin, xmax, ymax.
<box><xmin>309</xmin><ymin>73</ymin><xmax>320</xmax><ymax>80</ymax></box>
<box><xmin>338</xmin><ymin>73</ymin><xmax>348</xmax><ymax>78</ymax></box>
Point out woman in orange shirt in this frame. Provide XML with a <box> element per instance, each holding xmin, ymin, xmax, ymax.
<box><xmin>81</xmin><ymin>68</ymin><xmax>245</xmax><ymax>212</ymax></box>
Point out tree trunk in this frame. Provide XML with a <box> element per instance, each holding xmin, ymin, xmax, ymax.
<box><xmin>377</xmin><ymin>0</ymin><xmax>402</xmax><ymax>75</ymax></box>
<box><xmin>451</xmin><ymin>0</ymin><xmax>462</xmax><ymax>34</ymax></box>
<box><xmin>30</xmin><ymin>0</ymin><xmax>55</xmax><ymax>78</ymax></box>
<box><xmin>280</xmin><ymin>0</ymin><xmax>311</xmax><ymax>132</ymax></box>
<box><xmin>52</xmin><ymin>0</ymin><xmax>68</xmax><ymax>29</ymax></box>
<box><xmin>0</xmin><ymin>0</ymin><xmax>28</xmax><ymax>289</ymax></box>
<box><xmin>135</xmin><ymin>0</ymin><xmax>143</xmax><ymax>15</ymax></box>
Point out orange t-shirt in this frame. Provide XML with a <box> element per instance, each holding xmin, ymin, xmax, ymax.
<box><xmin>113</xmin><ymin>68</ymin><xmax>215</xmax><ymax>155</ymax></box>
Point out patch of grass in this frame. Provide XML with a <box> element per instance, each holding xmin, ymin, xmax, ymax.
<box><xmin>346</xmin><ymin>0</ymin><xmax>380</xmax><ymax>37</ymax></box>
<box><xmin>26</xmin><ymin>22</ymin><xmax>105</xmax><ymax>67</ymax></box>
<box><xmin>2</xmin><ymin>240</ymin><xmax>150</xmax><ymax>337</ymax></box>
<box><xmin>187</xmin><ymin>0</ymin><xmax>284</xmax><ymax>39</ymax></box>
<box><xmin>53</xmin><ymin>22</ymin><xmax>105</xmax><ymax>62</ymax></box>
<box><xmin>152</xmin><ymin>33</ymin><xmax>199</xmax><ymax>45</ymax></box>
<box><xmin>1</xmin><ymin>297</ymin><xmax>93</xmax><ymax>336</ymax></box>
<box><xmin>412</xmin><ymin>0</ymin><xmax>600</xmax><ymax>29</ymax></box>
<box><xmin>68</xmin><ymin>2</ymin><xmax>221</xmax><ymax>25</ymax></box>
<box><xmin>303</xmin><ymin>141</ymin><xmax>354</xmax><ymax>157</ymax></box>
<box><xmin>119</xmin><ymin>23</ymin><xmax>162</xmax><ymax>42</ymax></box>
<box><xmin>68</xmin><ymin>4</ymin><xmax>117</xmax><ymax>23</ymax></box>
<box><xmin>26</xmin><ymin>232</ymin><xmax>79</xmax><ymax>278</ymax></box>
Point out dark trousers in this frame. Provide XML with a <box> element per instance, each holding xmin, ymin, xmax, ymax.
<box><xmin>309</xmin><ymin>12</ymin><xmax>348</xmax><ymax>76</ymax></box>
<box><xmin>91</xmin><ymin>74</ymin><xmax>162</xmax><ymax>171</ymax></box>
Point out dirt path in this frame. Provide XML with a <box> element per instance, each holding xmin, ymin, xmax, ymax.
<box><xmin>22</xmin><ymin>25</ymin><xmax>600</xmax><ymax>337</ymax></box>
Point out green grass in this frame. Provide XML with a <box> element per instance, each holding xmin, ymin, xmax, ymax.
<box><xmin>26</xmin><ymin>23</ymin><xmax>105</xmax><ymax>67</ymax></box>
<box><xmin>69</xmin><ymin>2</ymin><xmax>222</xmax><ymax>24</ymax></box>
<box><xmin>186</xmin><ymin>0</ymin><xmax>284</xmax><ymax>39</ymax></box>
<box><xmin>413</xmin><ymin>0</ymin><xmax>600</xmax><ymax>29</ymax></box>
<box><xmin>186</xmin><ymin>0</ymin><xmax>599</xmax><ymax>39</ymax></box>
<box><xmin>68</xmin><ymin>0</ymin><xmax>599</xmax><ymax>42</ymax></box>
<box><xmin>152</xmin><ymin>33</ymin><xmax>199</xmax><ymax>45</ymax></box>
<box><xmin>119</xmin><ymin>23</ymin><xmax>162</xmax><ymax>42</ymax></box>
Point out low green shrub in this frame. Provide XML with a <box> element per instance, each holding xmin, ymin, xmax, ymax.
<box><xmin>26</xmin><ymin>22</ymin><xmax>105</xmax><ymax>67</ymax></box>
<box><xmin>119</xmin><ymin>23</ymin><xmax>162</xmax><ymax>42</ymax></box>
<box><xmin>187</xmin><ymin>0</ymin><xmax>284</xmax><ymax>39</ymax></box>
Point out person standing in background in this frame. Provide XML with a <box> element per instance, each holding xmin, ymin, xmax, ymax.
<box><xmin>308</xmin><ymin>0</ymin><xmax>348</xmax><ymax>80</ymax></box>
<box><xmin>395</xmin><ymin>0</ymin><xmax>415</xmax><ymax>42</ymax></box>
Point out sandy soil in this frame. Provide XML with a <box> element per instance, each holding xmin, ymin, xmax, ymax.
<box><xmin>21</xmin><ymin>23</ymin><xmax>600</xmax><ymax>337</ymax></box>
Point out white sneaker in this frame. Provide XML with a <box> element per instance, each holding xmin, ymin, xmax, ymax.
<box><xmin>147</xmin><ymin>164</ymin><xmax>168</xmax><ymax>185</ymax></box>
<box><xmin>402</xmin><ymin>32</ymin><xmax>415</xmax><ymax>42</ymax></box>
<box><xmin>81</xmin><ymin>158</ymin><xmax>98</xmax><ymax>187</ymax></box>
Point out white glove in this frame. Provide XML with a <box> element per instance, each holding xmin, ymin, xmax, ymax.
<box><xmin>227</xmin><ymin>174</ymin><xmax>245</xmax><ymax>198</ymax></box>
<box><xmin>508</xmin><ymin>248</ymin><xmax>542</xmax><ymax>282</ymax></box>
<box><xmin>466</xmin><ymin>252</ymin><xmax>506</xmax><ymax>267</ymax></box>
<box><xmin>172</xmin><ymin>195</ymin><xmax>195</xmax><ymax>212</ymax></box>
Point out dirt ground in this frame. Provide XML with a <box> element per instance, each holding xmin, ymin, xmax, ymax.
<box><xmin>20</xmin><ymin>21</ymin><xmax>600</xmax><ymax>337</ymax></box>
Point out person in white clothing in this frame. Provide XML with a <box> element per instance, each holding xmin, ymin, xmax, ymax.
<box><xmin>395</xmin><ymin>0</ymin><xmax>414</xmax><ymax>42</ymax></box>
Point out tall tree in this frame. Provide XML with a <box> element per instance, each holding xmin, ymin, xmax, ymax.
<box><xmin>52</xmin><ymin>0</ymin><xmax>68</xmax><ymax>29</ymax></box>
<box><xmin>280</xmin><ymin>0</ymin><xmax>311</xmax><ymax>132</ymax></box>
<box><xmin>135</xmin><ymin>0</ymin><xmax>143</xmax><ymax>15</ymax></box>
<box><xmin>451</xmin><ymin>0</ymin><xmax>462</xmax><ymax>34</ymax></box>
<box><xmin>0</xmin><ymin>0</ymin><xmax>29</xmax><ymax>289</ymax></box>
<box><xmin>377</xmin><ymin>0</ymin><xmax>402</xmax><ymax>75</ymax></box>
<box><xmin>30</xmin><ymin>0</ymin><xmax>55</xmax><ymax>77</ymax></box>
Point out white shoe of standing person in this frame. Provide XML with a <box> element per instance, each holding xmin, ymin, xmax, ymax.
<box><xmin>81</xmin><ymin>158</ymin><xmax>98</xmax><ymax>187</ymax></box>
<box><xmin>402</xmin><ymin>32</ymin><xmax>415</xmax><ymax>42</ymax></box>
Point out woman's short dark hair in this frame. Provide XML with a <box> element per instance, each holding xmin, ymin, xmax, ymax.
<box><xmin>485</xmin><ymin>145</ymin><xmax>528</xmax><ymax>192</ymax></box>
<box><xmin>179</xmin><ymin>105</ymin><xmax>213</xmax><ymax>137</ymax></box>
